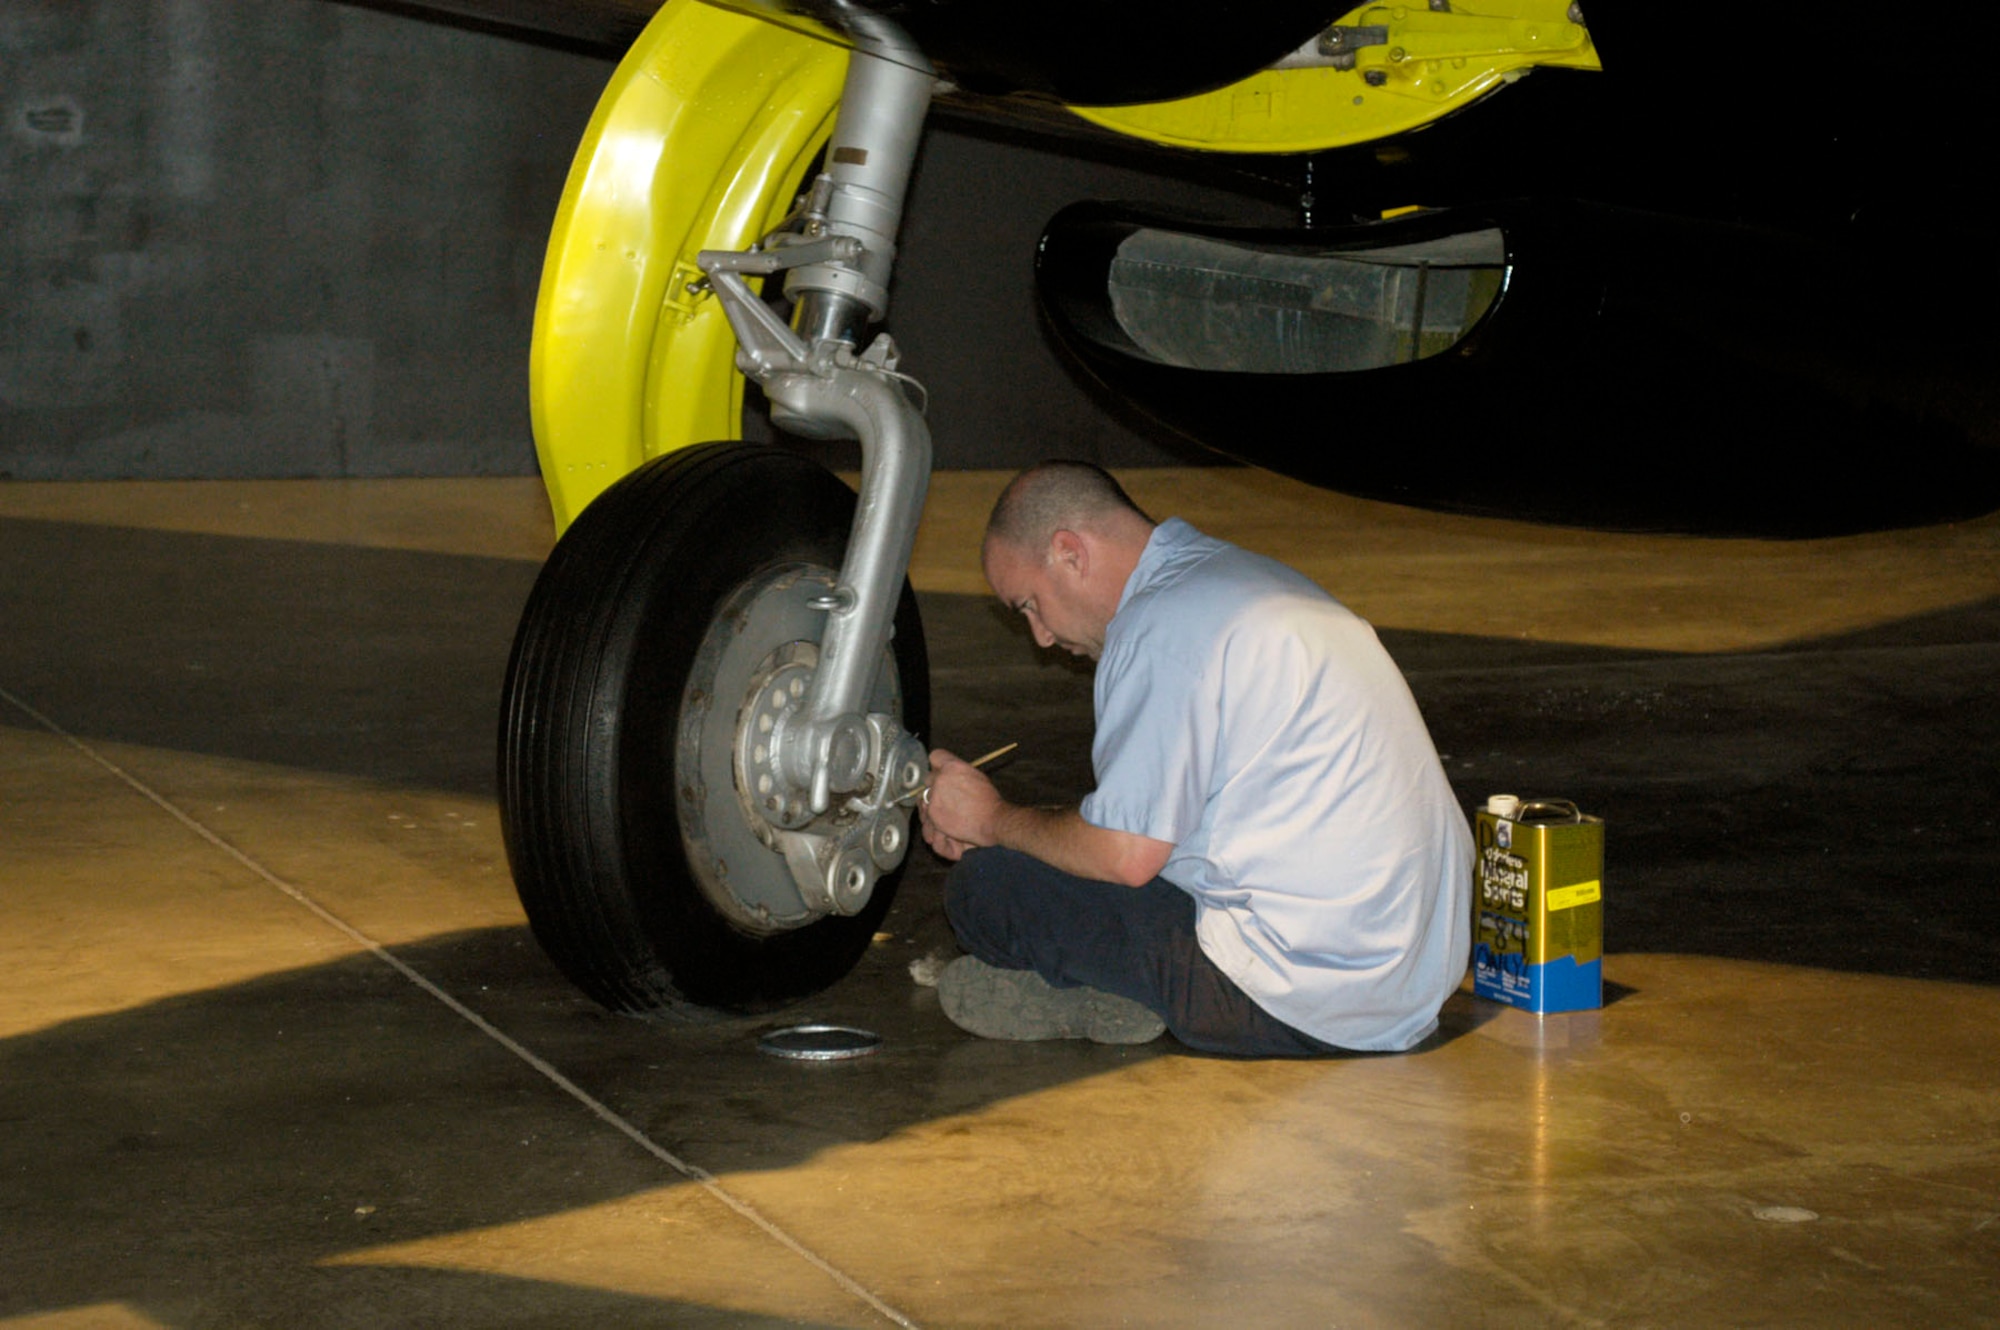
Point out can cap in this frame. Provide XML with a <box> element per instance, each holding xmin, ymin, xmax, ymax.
<box><xmin>1485</xmin><ymin>794</ymin><xmax>1521</xmax><ymax>818</ymax></box>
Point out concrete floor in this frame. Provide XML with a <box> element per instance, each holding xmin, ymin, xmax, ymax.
<box><xmin>2</xmin><ymin>470</ymin><xmax>1997</xmax><ymax>1327</ymax></box>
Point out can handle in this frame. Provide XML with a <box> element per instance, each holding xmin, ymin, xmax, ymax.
<box><xmin>1515</xmin><ymin>798</ymin><xmax>1584</xmax><ymax>824</ymax></box>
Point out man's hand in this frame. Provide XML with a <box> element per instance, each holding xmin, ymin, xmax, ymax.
<box><xmin>917</xmin><ymin>749</ymin><xmax>998</xmax><ymax>862</ymax></box>
<box><xmin>917</xmin><ymin>747</ymin><xmax>1174</xmax><ymax>886</ymax></box>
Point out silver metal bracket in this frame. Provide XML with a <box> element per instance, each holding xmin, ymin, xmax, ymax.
<box><xmin>696</xmin><ymin>238</ymin><xmax>862</xmax><ymax>384</ymax></box>
<box><xmin>776</xmin><ymin>715</ymin><xmax>928</xmax><ymax>916</ymax></box>
<box><xmin>729</xmin><ymin>638</ymin><xmax>927</xmax><ymax>918</ymax></box>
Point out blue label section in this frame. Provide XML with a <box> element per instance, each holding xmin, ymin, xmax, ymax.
<box><xmin>1473</xmin><ymin>946</ymin><xmax>1602</xmax><ymax>1013</ymax></box>
<box><xmin>1533</xmin><ymin>954</ymin><xmax>1602</xmax><ymax>1013</ymax></box>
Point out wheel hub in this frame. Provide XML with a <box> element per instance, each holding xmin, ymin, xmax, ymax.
<box><xmin>678</xmin><ymin>563</ymin><xmax>924</xmax><ymax>935</ymax></box>
<box><xmin>736</xmin><ymin>645</ymin><xmax>820</xmax><ymax>833</ymax></box>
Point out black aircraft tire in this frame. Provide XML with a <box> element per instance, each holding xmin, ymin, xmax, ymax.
<box><xmin>499</xmin><ymin>442</ymin><xmax>930</xmax><ymax>1014</ymax></box>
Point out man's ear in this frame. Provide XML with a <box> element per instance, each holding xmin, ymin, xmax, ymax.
<box><xmin>1048</xmin><ymin>529</ymin><xmax>1089</xmax><ymax>578</ymax></box>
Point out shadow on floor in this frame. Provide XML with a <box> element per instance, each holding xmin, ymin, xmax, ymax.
<box><xmin>6</xmin><ymin>514</ymin><xmax>1999</xmax><ymax>1324</ymax></box>
<box><xmin>1398</xmin><ymin>602</ymin><xmax>2000</xmax><ymax>985</ymax></box>
<box><xmin>3</xmin><ymin>514</ymin><xmax>1995</xmax><ymax>990</ymax></box>
<box><xmin>0</xmin><ymin>920</ymin><xmax>1173</xmax><ymax>1326</ymax></box>
<box><xmin>0</xmin><ymin>516</ymin><xmax>539</xmax><ymax>795</ymax></box>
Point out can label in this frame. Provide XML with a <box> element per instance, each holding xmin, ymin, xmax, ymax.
<box><xmin>1473</xmin><ymin>804</ymin><xmax>1604</xmax><ymax>1013</ymax></box>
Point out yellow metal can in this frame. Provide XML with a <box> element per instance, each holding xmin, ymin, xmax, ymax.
<box><xmin>1472</xmin><ymin>797</ymin><xmax>1603</xmax><ymax>1013</ymax></box>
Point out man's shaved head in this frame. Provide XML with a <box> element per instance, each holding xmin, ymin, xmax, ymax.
<box><xmin>981</xmin><ymin>461</ymin><xmax>1157</xmax><ymax>660</ymax></box>
<box><xmin>984</xmin><ymin>460</ymin><xmax>1153</xmax><ymax>557</ymax></box>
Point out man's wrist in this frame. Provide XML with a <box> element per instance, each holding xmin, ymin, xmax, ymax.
<box><xmin>985</xmin><ymin>800</ymin><xmax>1043</xmax><ymax>854</ymax></box>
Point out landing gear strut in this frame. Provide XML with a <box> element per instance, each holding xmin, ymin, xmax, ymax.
<box><xmin>501</xmin><ymin>27</ymin><xmax>942</xmax><ymax>1013</ymax></box>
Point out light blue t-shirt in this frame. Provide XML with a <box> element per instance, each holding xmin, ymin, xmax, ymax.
<box><xmin>1078</xmin><ymin>519</ymin><xmax>1471</xmax><ymax>1051</ymax></box>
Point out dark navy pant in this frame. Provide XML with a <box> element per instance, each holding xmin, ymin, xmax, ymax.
<box><xmin>943</xmin><ymin>846</ymin><xmax>1340</xmax><ymax>1058</ymax></box>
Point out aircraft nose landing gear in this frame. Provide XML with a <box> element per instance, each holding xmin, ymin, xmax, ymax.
<box><xmin>501</xmin><ymin>26</ymin><xmax>938</xmax><ymax>1015</ymax></box>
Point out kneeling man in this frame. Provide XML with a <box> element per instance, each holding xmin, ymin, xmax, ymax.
<box><xmin>920</xmin><ymin>461</ymin><xmax>1470</xmax><ymax>1055</ymax></box>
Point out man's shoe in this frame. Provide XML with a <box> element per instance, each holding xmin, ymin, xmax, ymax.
<box><xmin>936</xmin><ymin>957</ymin><xmax>1166</xmax><ymax>1045</ymax></box>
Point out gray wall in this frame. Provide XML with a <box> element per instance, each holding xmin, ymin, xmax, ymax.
<box><xmin>1</xmin><ymin>0</ymin><xmax>1286</xmax><ymax>481</ymax></box>
<box><xmin>1</xmin><ymin>0</ymin><xmax>607</xmax><ymax>479</ymax></box>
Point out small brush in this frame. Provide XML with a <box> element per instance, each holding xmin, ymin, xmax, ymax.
<box><xmin>915</xmin><ymin>740</ymin><xmax>1018</xmax><ymax>806</ymax></box>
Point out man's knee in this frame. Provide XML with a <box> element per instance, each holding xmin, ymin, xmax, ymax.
<box><xmin>941</xmin><ymin>855</ymin><xmax>978</xmax><ymax>943</ymax></box>
<box><xmin>942</xmin><ymin>846</ymin><xmax>1019</xmax><ymax>952</ymax></box>
<box><xmin>946</xmin><ymin>845</ymin><xmax>1075</xmax><ymax>969</ymax></box>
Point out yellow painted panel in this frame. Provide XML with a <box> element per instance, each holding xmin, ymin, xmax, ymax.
<box><xmin>528</xmin><ymin>1</ymin><xmax>844</xmax><ymax>530</ymax></box>
<box><xmin>1071</xmin><ymin>1</ymin><xmax>1598</xmax><ymax>152</ymax></box>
